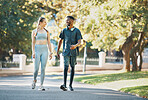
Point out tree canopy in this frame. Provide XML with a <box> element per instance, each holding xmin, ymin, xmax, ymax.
<box><xmin>0</xmin><ymin>0</ymin><xmax>147</xmax><ymax>71</ymax></box>
<box><xmin>36</xmin><ymin>0</ymin><xmax>148</xmax><ymax>71</ymax></box>
<box><xmin>0</xmin><ymin>0</ymin><xmax>42</xmax><ymax>56</ymax></box>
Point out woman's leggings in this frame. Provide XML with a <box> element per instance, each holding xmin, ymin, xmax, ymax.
<box><xmin>33</xmin><ymin>44</ymin><xmax>48</xmax><ymax>85</ymax></box>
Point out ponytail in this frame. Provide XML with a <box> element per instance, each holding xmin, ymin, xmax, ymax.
<box><xmin>44</xmin><ymin>28</ymin><xmax>48</xmax><ymax>33</ymax></box>
<box><xmin>34</xmin><ymin>24</ymin><xmax>39</xmax><ymax>37</ymax></box>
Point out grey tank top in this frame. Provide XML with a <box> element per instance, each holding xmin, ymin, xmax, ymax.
<box><xmin>35</xmin><ymin>32</ymin><xmax>47</xmax><ymax>40</ymax></box>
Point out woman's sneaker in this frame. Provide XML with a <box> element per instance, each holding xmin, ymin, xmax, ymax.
<box><xmin>32</xmin><ymin>81</ymin><xmax>36</xmax><ymax>89</ymax></box>
<box><xmin>38</xmin><ymin>85</ymin><xmax>45</xmax><ymax>91</ymax></box>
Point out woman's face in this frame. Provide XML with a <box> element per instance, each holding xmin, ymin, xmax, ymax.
<box><xmin>40</xmin><ymin>19</ymin><xmax>47</xmax><ymax>27</ymax></box>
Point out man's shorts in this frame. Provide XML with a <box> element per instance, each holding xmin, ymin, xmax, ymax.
<box><xmin>64</xmin><ymin>56</ymin><xmax>77</xmax><ymax>67</ymax></box>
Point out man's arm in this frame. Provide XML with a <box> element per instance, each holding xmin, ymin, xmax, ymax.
<box><xmin>57</xmin><ymin>39</ymin><xmax>63</xmax><ymax>59</ymax></box>
<box><xmin>70</xmin><ymin>39</ymin><xmax>81</xmax><ymax>50</ymax></box>
<box><xmin>71</xmin><ymin>29</ymin><xmax>82</xmax><ymax>50</ymax></box>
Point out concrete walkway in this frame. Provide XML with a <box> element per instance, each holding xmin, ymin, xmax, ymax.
<box><xmin>1</xmin><ymin>62</ymin><xmax>148</xmax><ymax>77</ymax></box>
<box><xmin>0</xmin><ymin>63</ymin><xmax>148</xmax><ymax>100</ymax></box>
<box><xmin>0</xmin><ymin>74</ymin><xmax>147</xmax><ymax>100</ymax></box>
<box><xmin>0</xmin><ymin>62</ymin><xmax>123</xmax><ymax>76</ymax></box>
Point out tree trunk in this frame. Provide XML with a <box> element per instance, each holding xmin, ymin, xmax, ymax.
<box><xmin>131</xmin><ymin>52</ymin><xmax>138</xmax><ymax>71</ymax></box>
<box><xmin>122</xmin><ymin>50</ymin><xmax>131</xmax><ymax>72</ymax></box>
<box><xmin>0</xmin><ymin>48</ymin><xmax>2</xmax><ymax>60</ymax></box>
<box><xmin>130</xmin><ymin>43</ymin><xmax>138</xmax><ymax>71</ymax></box>
<box><xmin>130</xmin><ymin>32</ymin><xmax>145</xmax><ymax>71</ymax></box>
<box><xmin>122</xmin><ymin>33</ymin><xmax>135</xmax><ymax>72</ymax></box>
<box><xmin>138</xmin><ymin>53</ymin><xmax>143</xmax><ymax>71</ymax></box>
<box><xmin>138</xmin><ymin>38</ymin><xmax>148</xmax><ymax>71</ymax></box>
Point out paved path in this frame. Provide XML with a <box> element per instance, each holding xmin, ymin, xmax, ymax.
<box><xmin>0</xmin><ymin>74</ymin><xmax>146</xmax><ymax>100</ymax></box>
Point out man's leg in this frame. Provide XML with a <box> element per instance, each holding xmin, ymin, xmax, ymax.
<box><xmin>69</xmin><ymin>56</ymin><xmax>76</xmax><ymax>91</ymax></box>
<box><xmin>64</xmin><ymin>56</ymin><xmax>70</xmax><ymax>87</ymax></box>
<box><xmin>60</xmin><ymin>56</ymin><xmax>69</xmax><ymax>91</ymax></box>
<box><xmin>69</xmin><ymin>65</ymin><xmax>75</xmax><ymax>87</ymax></box>
<box><xmin>64</xmin><ymin>65</ymin><xmax>69</xmax><ymax>87</ymax></box>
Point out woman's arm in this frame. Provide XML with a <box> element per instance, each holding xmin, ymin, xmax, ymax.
<box><xmin>32</xmin><ymin>30</ymin><xmax>35</xmax><ymax>58</ymax></box>
<box><xmin>47</xmin><ymin>32</ymin><xmax>52</xmax><ymax>59</ymax></box>
<box><xmin>47</xmin><ymin>32</ymin><xmax>52</xmax><ymax>53</ymax></box>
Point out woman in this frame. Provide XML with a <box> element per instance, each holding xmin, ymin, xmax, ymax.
<box><xmin>32</xmin><ymin>17</ymin><xmax>52</xmax><ymax>91</ymax></box>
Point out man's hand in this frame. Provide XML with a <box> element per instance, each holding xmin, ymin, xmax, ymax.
<box><xmin>57</xmin><ymin>52</ymin><xmax>60</xmax><ymax>59</ymax></box>
<box><xmin>70</xmin><ymin>45</ymin><xmax>77</xmax><ymax>50</ymax></box>
<box><xmin>57</xmin><ymin>39</ymin><xmax>62</xmax><ymax>60</ymax></box>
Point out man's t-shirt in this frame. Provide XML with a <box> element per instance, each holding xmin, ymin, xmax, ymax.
<box><xmin>59</xmin><ymin>27</ymin><xmax>83</xmax><ymax>56</ymax></box>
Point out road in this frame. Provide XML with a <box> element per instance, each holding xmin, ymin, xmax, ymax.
<box><xmin>0</xmin><ymin>74</ymin><xmax>146</xmax><ymax>100</ymax></box>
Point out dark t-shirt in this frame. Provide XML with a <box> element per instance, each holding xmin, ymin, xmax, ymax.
<box><xmin>59</xmin><ymin>27</ymin><xmax>83</xmax><ymax>56</ymax></box>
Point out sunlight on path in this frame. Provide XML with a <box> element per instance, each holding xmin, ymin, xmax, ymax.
<box><xmin>96</xmin><ymin>78</ymin><xmax>148</xmax><ymax>90</ymax></box>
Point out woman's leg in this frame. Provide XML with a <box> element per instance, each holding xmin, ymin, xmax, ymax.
<box><xmin>32</xmin><ymin>46</ymin><xmax>41</xmax><ymax>89</ymax></box>
<box><xmin>40</xmin><ymin>48</ymin><xmax>48</xmax><ymax>86</ymax></box>
<box><xmin>33</xmin><ymin>49</ymin><xmax>40</xmax><ymax>81</ymax></box>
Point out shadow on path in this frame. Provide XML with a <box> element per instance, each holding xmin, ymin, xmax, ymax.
<box><xmin>0</xmin><ymin>75</ymin><xmax>146</xmax><ymax>100</ymax></box>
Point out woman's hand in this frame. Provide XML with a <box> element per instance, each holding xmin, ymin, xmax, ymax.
<box><xmin>49</xmin><ymin>53</ymin><xmax>52</xmax><ymax>60</ymax></box>
<box><xmin>32</xmin><ymin>52</ymin><xmax>35</xmax><ymax>58</ymax></box>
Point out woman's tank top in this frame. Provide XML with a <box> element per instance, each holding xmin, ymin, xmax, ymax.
<box><xmin>35</xmin><ymin>32</ymin><xmax>47</xmax><ymax>40</ymax></box>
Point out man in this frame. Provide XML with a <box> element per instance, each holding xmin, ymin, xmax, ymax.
<box><xmin>57</xmin><ymin>16</ymin><xmax>82</xmax><ymax>91</ymax></box>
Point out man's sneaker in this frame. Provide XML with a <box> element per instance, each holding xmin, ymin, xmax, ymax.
<box><xmin>69</xmin><ymin>86</ymin><xmax>74</xmax><ymax>91</ymax></box>
<box><xmin>38</xmin><ymin>85</ymin><xmax>45</xmax><ymax>91</ymax></box>
<box><xmin>60</xmin><ymin>85</ymin><xmax>67</xmax><ymax>91</ymax></box>
<box><xmin>32</xmin><ymin>81</ymin><xmax>36</xmax><ymax>89</ymax></box>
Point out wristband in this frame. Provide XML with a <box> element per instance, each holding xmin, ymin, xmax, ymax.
<box><xmin>50</xmin><ymin>52</ymin><xmax>53</xmax><ymax>55</ymax></box>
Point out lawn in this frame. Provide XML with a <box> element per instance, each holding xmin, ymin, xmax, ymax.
<box><xmin>120</xmin><ymin>86</ymin><xmax>148</xmax><ymax>99</ymax></box>
<box><xmin>74</xmin><ymin>71</ymin><xmax>148</xmax><ymax>98</ymax></box>
<box><xmin>74</xmin><ymin>71</ymin><xmax>148</xmax><ymax>85</ymax></box>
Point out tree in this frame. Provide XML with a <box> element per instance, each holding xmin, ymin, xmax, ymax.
<box><xmin>128</xmin><ymin>0</ymin><xmax>148</xmax><ymax>71</ymax></box>
<box><xmin>81</xmin><ymin>0</ymin><xmax>132</xmax><ymax>71</ymax></box>
<box><xmin>120</xmin><ymin>0</ymin><xmax>148</xmax><ymax>71</ymax></box>
<box><xmin>14</xmin><ymin>0</ymin><xmax>147</xmax><ymax>72</ymax></box>
<box><xmin>80</xmin><ymin>0</ymin><xmax>148</xmax><ymax>72</ymax></box>
<box><xmin>0</xmin><ymin>0</ymin><xmax>42</xmax><ymax>58</ymax></box>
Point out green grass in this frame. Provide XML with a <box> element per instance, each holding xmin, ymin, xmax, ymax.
<box><xmin>120</xmin><ymin>86</ymin><xmax>148</xmax><ymax>98</ymax></box>
<box><xmin>26</xmin><ymin>61</ymin><xmax>33</xmax><ymax>65</ymax></box>
<box><xmin>74</xmin><ymin>71</ymin><xmax>148</xmax><ymax>85</ymax></box>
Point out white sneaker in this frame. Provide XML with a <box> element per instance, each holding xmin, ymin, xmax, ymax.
<box><xmin>38</xmin><ymin>85</ymin><xmax>45</xmax><ymax>91</ymax></box>
<box><xmin>32</xmin><ymin>81</ymin><xmax>36</xmax><ymax>89</ymax></box>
